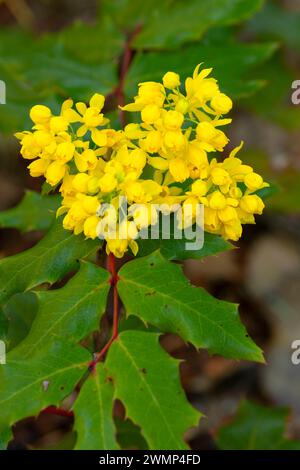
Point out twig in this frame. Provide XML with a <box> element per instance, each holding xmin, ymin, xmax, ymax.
<box><xmin>3</xmin><ymin>0</ymin><xmax>36</xmax><ymax>31</ymax></box>
<box><xmin>114</xmin><ymin>24</ymin><xmax>142</xmax><ymax>129</ymax></box>
<box><xmin>88</xmin><ymin>254</ymin><xmax>119</xmax><ymax>370</ymax></box>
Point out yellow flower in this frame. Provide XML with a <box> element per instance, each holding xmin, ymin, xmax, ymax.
<box><xmin>162</xmin><ymin>110</ymin><xmax>184</xmax><ymax>130</ymax></box>
<box><xmin>82</xmin><ymin>196</ymin><xmax>100</xmax><ymax>215</ymax></box>
<box><xmin>27</xmin><ymin>158</ymin><xmax>49</xmax><ymax>177</ymax></box>
<box><xmin>49</xmin><ymin>116</ymin><xmax>69</xmax><ymax>133</ymax></box>
<box><xmin>244</xmin><ymin>172</ymin><xmax>269</xmax><ymax>192</ymax></box>
<box><xmin>72</xmin><ymin>173</ymin><xmax>90</xmax><ymax>193</ymax></box>
<box><xmin>30</xmin><ymin>105</ymin><xmax>52</xmax><ymax>125</ymax></box>
<box><xmin>55</xmin><ymin>142</ymin><xmax>75</xmax><ymax>163</ymax></box>
<box><xmin>129</xmin><ymin>204</ymin><xmax>158</xmax><ymax>229</ymax></box>
<box><xmin>20</xmin><ymin>67</ymin><xmax>269</xmax><ymax>255</ymax></box>
<box><xmin>164</xmin><ymin>130</ymin><xmax>186</xmax><ymax>153</ymax></box>
<box><xmin>121</xmin><ymin>82</ymin><xmax>165</xmax><ymax>111</ymax></box>
<box><xmin>141</xmin><ymin>104</ymin><xmax>161</xmax><ymax>124</ymax></box>
<box><xmin>142</xmin><ymin>130</ymin><xmax>162</xmax><ymax>153</ymax></box>
<box><xmin>169</xmin><ymin>158</ymin><xmax>190</xmax><ymax>182</ymax></box>
<box><xmin>83</xmin><ymin>215</ymin><xmax>100</xmax><ymax>239</ymax></box>
<box><xmin>163</xmin><ymin>71</ymin><xmax>180</xmax><ymax>89</ymax></box>
<box><xmin>64</xmin><ymin>93</ymin><xmax>109</xmax><ymax>143</ymax></box>
<box><xmin>210</xmin><ymin>167</ymin><xmax>231</xmax><ymax>187</ymax></box>
<box><xmin>211</xmin><ymin>93</ymin><xmax>233</xmax><ymax>115</ymax></box>
<box><xmin>185</xmin><ymin>65</ymin><xmax>219</xmax><ymax>107</ymax></box>
<box><xmin>75</xmin><ymin>149</ymin><xmax>98</xmax><ymax>172</ymax></box>
<box><xmin>98</xmin><ymin>173</ymin><xmax>118</xmax><ymax>193</ymax></box>
<box><xmin>239</xmin><ymin>195</ymin><xmax>264</xmax><ymax>214</ymax></box>
<box><xmin>45</xmin><ymin>161</ymin><xmax>66</xmax><ymax>186</ymax></box>
<box><xmin>191</xmin><ymin>180</ymin><xmax>208</xmax><ymax>197</ymax></box>
<box><xmin>196</xmin><ymin>122</ymin><xmax>228</xmax><ymax>152</ymax></box>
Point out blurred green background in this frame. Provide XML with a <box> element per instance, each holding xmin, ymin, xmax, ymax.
<box><xmin>0</xmin><ymin>0</ymin><xmax>300</xmax><ymax>450</ymax></box>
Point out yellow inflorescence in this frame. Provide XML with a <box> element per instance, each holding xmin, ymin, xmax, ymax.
<box><xmin>16</xmin><ymin>65</ymin><xmax>269</xmax><ymax>258</ymax></box>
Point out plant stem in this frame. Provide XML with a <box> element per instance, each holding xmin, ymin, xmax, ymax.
<box><xmin>42</xmin><ymin>406</ymin><xmax>74</xmax><ymax>419</ymax></box>
<box><xmin>88</xmin><ymin>24</ymin><xmax>142</xmax><ymax>370</ymax></box>
<box><xmin>88</xmin><ymin>254</ymin><xmax>119</xmax><ymax>370</ymax></box>
<box><xmin>114</xmin><ymin>24</ymin><xmax>141</xmax><ymax>129</ymax></box>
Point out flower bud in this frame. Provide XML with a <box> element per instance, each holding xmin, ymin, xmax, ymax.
<box><xmin>162</xmin><ymin>71</ymin><xmax>180</xmax><ymax>89</ymax></box>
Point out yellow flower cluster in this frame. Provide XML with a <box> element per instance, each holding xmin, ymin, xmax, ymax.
<box><xmin>16</xmin><ymin>65</ymin><xmax>268</xmax><ymax>258</ymax></box>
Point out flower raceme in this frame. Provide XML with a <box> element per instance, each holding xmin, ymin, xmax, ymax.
<box><xmin>16</xmin><ymin>65</ymin><xmax>268</xmax><ymax>258</ymax></box>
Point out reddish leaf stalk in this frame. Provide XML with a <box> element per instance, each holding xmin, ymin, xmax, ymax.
<box><xmin>42</xmin><ymin>406</ymin><xmax>74</xmax><ymax>419</ymax></box>
<box><xmin>114</xmin><ymin>24</ymin><xmax>141</xmax><ymax>128</ymax></box>
<box><xmin>88</xmin><ymin>26</ymin><xmax>141</xmax><ymax>370</ymax></box>
<box><xmin>89</xmin><ymin>254</ymin><xmax>119</xmax><ymax>370</ymax></box>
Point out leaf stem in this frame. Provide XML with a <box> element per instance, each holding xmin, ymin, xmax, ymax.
<box><xmin>114</xmin><ymin>24</ymin><xmax>142</xmax><ymax>128</ymax></box>
<box><xmin>41</xmin><ymin>406</ymin><xmax>74</xmax><ymax>419</ymax></box>
<box><xmin>89</xmin><ymin>254</ymin><xmax>119</xmax><ymax>370</ymax></box>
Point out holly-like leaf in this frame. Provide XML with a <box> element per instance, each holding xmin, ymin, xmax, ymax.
<box><xmin>125</xmin><ymin>41</ymin><xmax>277</xmax><ymax>99</ymax></box>
<box><xmin>0</xmin><ymin>341</ymin><xmax>90</xmax><ymax>449</ymax></box>
<box><xmin>0</xmin><ymin>262</ymin><xmax>110</xmax><ymax>448</ymax></box>
<box><xmin>100</xmin><ymin>0</ymin><xmax>166</xmax><ymax>30</ymax></box>
<box><xmin>118</xmin><ymin>252</ymin><xmax>263</xmax><ymax>362</ymax></box>
<box><xmin>115</xmin><ymin>417</ymin><xmax>148</xmax><ymax>450</ymax></box>
<box><xmin>0</xmin><ymin>28</ymin><xmax>117</xmax><ymax>133</ymax></box>
<box><xmin>0</xmin><ymin>220</ymin><xmax>99</xmax><ymax>306</ymax></box>
<box><xmin>106</xmin><ymin>330</ymin><xmax>200</xmax><ymax>450</ymax></box>
<box><xmin>217</xmin><ymin>401</ymin><xmax>300</xmax><ymax>450</ymax></box>
<box><xmin>243</xmin><ymin>149</ymin><xmax>300</xmax><ymax>213</ymax></box>
<box><xmin>137</xmin><ymin>226</ymin><xmax>232</xmax><ymax>260</ymax></box>
<box><xmin>74</xmin><ymin>364</ymin><xmax>118</xmax><ymax>450</ymax></box>
<box><xmin>132</xmin><ymin>0</ymin><xmax>264</xmax><ymax>50</ymax></box>
<box><xmin>0</xmin><ymin>191</ymin><xmax>61</xmax><ymax>232</ymax></box>
<box><xmin>59</xmin><ymin>17</ymin><xmax>124</xmax><ymax>64</ymax></box>
<box><xmin>245</xmin><ymin>1</ymin><xmax>300</xmax><ymax>53</ymax></box>
<box><xmin>241</xmin><ymin>56</ymin><xmax>300</xmax><ymax>130</ymax></box>
<box><xmin>9</xmin><ymin>262</ymin><xmax>110</xmax><ymax>359</ymax></box>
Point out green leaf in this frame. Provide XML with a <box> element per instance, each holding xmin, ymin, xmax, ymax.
<box><xmin>59</xmin><ymin>17</ymin><xmax>124</xmax><ymax>64</ymax></box>
<box><xmin>118</xmin><ymin>252</ymin><xmax>263</xmax><ymax>362</ymax></box>
<box><xmin>243</xmin><ymin>149</ymin><xmax>300</xmax><ymax>213</ymax></box>
<box><xmin>137</xmin><ymin>223</ymin><xmax>232</xmax><ymax>260</ymax></box>
<box><xmin>9</xmin><ymin>262</ymin><xmax>110</xmax><ymax>358</ymax></box>
<box><xmin>0</xmin><ymin>220</ymin><xmax>99</xmax><ymax>306</ymax></box>
<box><xmin>245</xmin><ymin>1</ymin><xmax>300</xmax><ymax>53</ymax></box>
<box><xmin>0</xmin><ymin>262</ymin><xmax>110</xmax><ymax>448</ymax></box>
<box><xmin>0</xmin><ymin>28</ymin><xmax>117</xmax><ymax>133</ymax></box>
<box><xmin>132</xmin><ymin>0</ymin><xmax>264</xmax><ymax>50</ymax></box>
<box><xmin>0</xmin><ymin>341</ymin><xmax>90</xmax><ymax>449</ymax></box>
<box><xmin>217</xmin><ymin>400</ymin><xmax>300</xmax><ymax>450</ymax></box>
<box><xmin>74</xmin><ymin>364</ymin><xmax>118</xmax><ymax>450</ymax></box>
<box><xmin>0</xmin><ymin>292</ymin><xmax>38</xmax><ymax>351</ymax></box>
<box><xmin>241</xmin><ymin>56</ymin><xmax>300</xmax><ymax>130</ymax></box>
<box><xmin>0</xmin><ymin>191</ymin><xmax>61</xmax><ymax>232</ymax></box>
<box><xmin>100</xmin><ymin>0</ymin><xmax>166</xmax><ymax>30</ymax></box>
<box><xmin>125</xmin><ymin>41</ymin><xmax>277</xmax><ymax>99</ymax></box>
<box><xmin>106</xmin><ymin>330</ymin><xmax>200</xmax><ymax>450</ymax></box>
<box><xmin>26</xmin><ymin>37</ymin><xmax>117</xmax><ymax>98</ymax></box>
<box><xmin>115</xmin><ymin>417</ymin><xmax>148</xmax><ymax>450</ymax></box>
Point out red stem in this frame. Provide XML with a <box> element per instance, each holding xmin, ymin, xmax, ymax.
<box><xmin>114</xmin><ymin>24</ymin><xmax>142</xmax><ymax>129</ymax></box>
<box><xmin>42</xmin><ymin>406</ymin><xmax>74</xmax><ymax>419</ymax></box>
<box><xmin>87</xmin><ymin>26</ymin><xmax>142</xmax><ymax>371</ymax></box>
<box><xmin>88</xmin><ymin>254</ymin><xmax>119</xmax><ymax>370</ymax></box>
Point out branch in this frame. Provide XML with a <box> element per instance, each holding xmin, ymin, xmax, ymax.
<box><xmin>114</xmin><ymin>24</ymin><xmax>142</xmax><ymax>128</ymax></box>
<box><xmin>88</xmin><ymin>254</ymin><xmax>119</xmax><ymax>370</ymax></box>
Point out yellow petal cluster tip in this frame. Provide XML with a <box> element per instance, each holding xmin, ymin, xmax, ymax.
<box><xmin>16</xmin><ymin>64</ymin><xmax>268</xmax><ymax>258</ymax></box>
